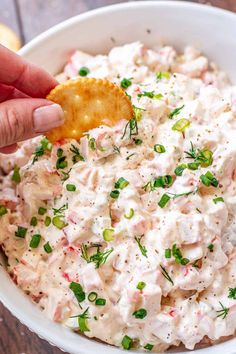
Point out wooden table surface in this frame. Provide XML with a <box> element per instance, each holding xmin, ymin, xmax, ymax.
<box><xmin>0</xmin><ymin>0</ymin><xmax>235</xmax><ymax>353</ymax></box>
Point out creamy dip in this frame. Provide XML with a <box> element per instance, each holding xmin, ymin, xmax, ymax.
<box><xmin>0</xmin><ymin>42</ymin><xmax>236</xmax><ymax>352</ymax></box>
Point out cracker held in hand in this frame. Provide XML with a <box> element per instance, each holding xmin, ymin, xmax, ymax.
<box><xmin>46</xmin><ymin>78</ymin><xmax>133</xmax><ymax>142</ymax></box>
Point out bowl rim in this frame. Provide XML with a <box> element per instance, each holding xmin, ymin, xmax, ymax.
<box><xmin>1</xmin><ymin>1</ymin><xmax>236</xmax><ymax>354</ymax></box>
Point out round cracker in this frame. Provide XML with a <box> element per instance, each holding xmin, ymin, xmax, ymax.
<box><xmin>46</xmin><ymin>78</ymin><xmax>133</xmax><ymax>142</ymax></box>
<box><xmin>0</xmin><ymin>23</ymin><xmax>21</xmax><ymax>52</ymax></box>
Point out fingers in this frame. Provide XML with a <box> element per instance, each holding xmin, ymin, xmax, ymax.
<box><xmin>0</xmin><ymin>144</ymin><xmax>18</xmax><ymax>154</ymax></box>
<box><xmin>0</xmin><ymin>98</ymin><xmax>64</xmax><ymax>148</ymax></box>
<box><xmin>0</xmin><ymin>45</ymin><xmax>58</xmax><ymax>97</ymax></box>
<box><xmin>0</xmin><ymin>84</ymin><xmax>29</xmax><ymax>103</ymax></box>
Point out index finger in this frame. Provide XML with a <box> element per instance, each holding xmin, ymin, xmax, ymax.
<box><xmin>0</xmin><ymin>44</ymin><xmax>58</xmax><ymax>98</ymax></box>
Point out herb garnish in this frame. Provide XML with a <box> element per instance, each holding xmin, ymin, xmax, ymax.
<box><xmin>138</xmin><ymin>91</ymin><xmax>163</xmax><ymax>100</ymax></box>
<box><xmin>154</xmin><ymin>144</ymin><xmax>165</xmax><ymax>153</ymax></box>
<box><xmin>70</xmin><ymin>144</ymin><xmax>85</xmax><ymax>164</ymax></box>
<box><xmin>132</xmin><ymin>308</ymin><xmax>147</xmax><ymax>319</ymax></box>
<box><xmin>120</xmin><ymin>78</ymin><xmax>132</xmax><ymax>89</ymax></box>
<box><xmin>124</xmin><ymin>208</ymin><xmax>134</xmax><ymax>219</ymax></box>
<box><xmin>115</xmin><ymin>177</ymin><xmax>129</xmax><ymax>189</ymax></box>
<box><xmin>15</xmin><ymin>226</ymin><xmax>27</xmax><ymax>238</ymax></box>
<box><xmin>30</xmin><ymin>216</ymin><xmax>37</xmax><ymax>226</ymax></box>
<box><xmin>185</xmin><ymin>142</ymin><xmax>213</xmax><ymax>168</ymax></box>
<box><xmin>121</xmin><ymin>335</ymin><xmax>133</xmax><ymax>350</ymax></box>
<box><xmin>156</xmin><ymin>71</ymin><xmax>170</xmax><ymax>81</ymax></box>
<box><xmin>208</xmin><ymin>243</ymin><xmax>214</xmax><ymax>252</ymax></box>
<box><xmin>69</xmin><ymin>282</ymin><xmax>85</xmax><ymax>303</ymax></box>
<box><xmin>135</xmin><ymin>236</ymin><xmax>147</xmax><ymax>258</ymax></box>
<box><xmin>200</xmin><ymin>171</ymin><xmax>218</xmax><ymax>187</ymax></box>
<box><xmin>66</xmin><ymin>184</ymin><xmax>76</xmax><ymax>192</ymax></box>
<box><xmin>228</xmin><ymin>287</ymin><xmax>236</xmax><ymax>300</ymax></box>
<box><xmin>53</xmin><ymin>203</ymin><xmax>68</xmax><ymax>215</ymax></box>
<box><xmin>71</xmin><ymin>307</ymin><xmax>90</xmax><ymax>332</ymax></box>
<box><xmin>32</xmin><ymin>138</ymin><xmax>52</xmax><ymax>164</ymax></box>
<box><xmin>172</xmin><ymin>118</ymin><xmax>190</xmax><ymax>133</ymax></box>
<box><xmin>44</xmin><ymin>242</ymin><xmax>53</xmax><ymax>253</ymax></box>
<box><xmin>79</xmin><ymin>67</ymin><xmax>89</xmax><ymax>77</ymax></box>
<box><xmin>88</xmin><ymin>137</ymin><xmax>96</xmax><ymax>150</ymax></box>
<box><xmin>213</xmin><ymin>197</ymin><xmax>224</xmax><ymax>204</ymax></box>
<box><xmin>121</xmin><ymin>118</ymin><xmax>139</xmax><ymax>139</ymax></box>
<box><xmin>30</xmin><ymin>234</ymin><xmax>41</xmax><ymax>248</ymax></box>
<box><xmin>169</xmin><ymin>105</ymin><xmax>185</xmax><ymax>119</ymax></box>
<box><xmin>0</xmin><ymin>205</ymin><xmax>7</xmax><ymax>217</ymax></box>
<box><xmin>160</xmin><ymin>264</ymin><xmax>174</xmax><ymax>285</ymax></box>
<box><xmin>12</xmin><ymin>165</ymin><xmax>21</xmax><ymax>183</ymax></box>
<box><xmin>103</xmin><ymin>228</ymin><xmax>115</xmax><ymax>242</ymax></box>
<box><xmin>137</xmin><ymin>281</ymin><xmax>146</xmax><ymax>290</ymax></box>
<box><xmin>216</xmin><ymin>302</ymin><xmax>229</xmax><ymax>319</ymax></box>
<box><xmin>81</xmin><ymin>244</ymin><xmax>114</xmax><ymax>269</ymax></box>
<box><xmin>144</xmin><ymin>343</ymin><xmax>154</xmax><ymax>351</ymax></box>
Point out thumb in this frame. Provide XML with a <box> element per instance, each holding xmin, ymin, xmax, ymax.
<box><xmin>0</xmin><ymin>98</ymin><xmax>64</xmax><ymax>148</ymax></box>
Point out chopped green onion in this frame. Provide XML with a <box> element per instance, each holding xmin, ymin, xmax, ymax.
<box><xmin>121</xmin><ymin>335</ymin><xmax>133</xmax><ymax>350</ymax></box>
<box><xmin>79</xmin><ymin>66</ymin><xmax>89</xmax><ymax>76</ymax></box>
<box><xmin>169</xmin><ymin>105</ymin><xmax>185</xmax><ymax>119</ymax></box>
<box><xmin>208</xmin><ymin>243</ymin><xmax>214</xmax><ymax>252</ymax></box>
<box><xmin>187</xmin><ymin>162</ymin><xmax>200</xmax><ymax>170</ymax></box>
<box><xmin>154</xmin><ymin>144</ymin><xmax>165</xmax><ymax>153</ymax></box>
<box><xmin>44</xmin><ymin>242</ymin><xmax>52</xmax><ymax>253</ymax></box>
<box><xmin>52</xmin><ymin>216</ymin><xmax>67</xmax><ymax>230</ymax></box>
<box><xmin>153</xmin><ymin>175</ymin><xmax>173</xmax><ymax>188</ymax></box>
<box><xmin>133</xmin><ymin>138</ymin><xmax>142</xmax><ymax>145</ymax></box>
<box><xmin>88</xmin><ymin>138</ymin><xmax>96</xmax><ymax>150</ymax></box>
<box><xmin>0</xmin><ymin>205</ymin><xmax>7</xmax><ymax>217</ymax></box>
<box><xmin>110</xmin><ymin>190</ymin><xmax>120</xmax><ymax>199</ymax></box>
<box><xmin>124</xmin><ymin>208</ymin><xmax>134</xmax><ymax>219</ymax></box>
<box><xmin>172</xmin><ymin>118</ymin><xmax>191</xmax><ymax>132</ymax></box>
<box><xmin>12</xmin><ymin>165</ymin><xmax>21</xmax><ymax>183</ymax></box>
<box><xmin>144</xmin><ymin>343</ymin><xmax>154</xmax><ymax>351</ymax></box>
<box><xmin>156</xmin><ymin>71</ymin><xmax>170</xmax><ymax>81</ymax></box>
<box><xmin>200</xmin><ymin>149</ymin><xmax>213</xmax><ymax>167</ymax></box>
<box><xmin>165</xmin><ymin>248</ymin><xmax>171</xmax><ymax>258</ymax></box>
<box><xmin>44</xmin><ymin>216</ymin><xmax>51</xmax><ymax>227</ymax></box>
<box><xmin>133</xmin><ymin>106</ymin><xmax>143</xmax><ymax>121</ymax></box>
<box><xmin>38</xmin><ymin>207</ymin><xmax>47</xmax><ymax>215</ymax></box>
<box><xmin>103</xmin><ymin>228</ymin><xmax>115</xmax><ymax>242</ymax></box>
<box><xmin>213</xmin><ymin>197</ymin><xmax>224</xmax><ymax>204</ymax></box>
<box><xmin>138</xmin><ymin>91</ymin><xmax>163</xmax><ymax>100</ymax></box>
<box><xmin>95</xmin><ymin>298</ymin><xmax>106</xmax><ymax>306</ymax></box>
<box><xmin>180</xmin><ymin>257</ymin><xmax>190</xmax><ymax>265</ymax></box>
<box><xmin>115</xmin><ymin>177</ymin><xmax>129</xmax><ymax>189</ymax></box>
<box><xmin>174</xmin><ymin>164</ymin><xmax>187</xmax><ymax>176</ymax></box>
<box><xmin>88</xmin><ymin>292</ymin><xmax>98</xmax><ymax>302</ymax></box>
<box><xmin>200</xmin><ymin>171</ymin><xmax>218</xmax><ymax>187</ymax></box>
<box><xmin>158</xmin><ymin>194</ymin><xmax>171</xmax><ymax>208</ymax></box>
<box><xmin>57</xmin><ymin>148</ymin><xmax>63</xmax><ymax>157</ymax></box>
<box><xmin>137</xmin><ymin>281</ymin><xmax>146</xmax><ymax>290</ymax></box>
<box><xmin>132</xmin><ymin>308</ymin><xmax>147</xmax><ymax>319</ymax></box>
<box><xmin>30</xmin><ymin>234</ymin><xmax>41</xmax><ymax>248</ymax></box>
<box><xmin>15</xmin><ymin>226</ymin><xmax>27</xmax><ymax>238</ymax></box>
<box><xmin>69</xmin><ymin>282</ymin><xmax>85</xmax><ymax>303</ymax></box>
<box><xmin>56</xmin><ymin>156</ymin><xmax>68</xmax><ymax>169</ymax></box>
<box><xmin>66</xmin><ymin>184</ymin><xmax>76</xmax><ymax>192</ymax></box>
<box><xmin>30</xmin><ymin>216</ymin><xmax>37</xmax><ymax>226</ymax></box>
<box><xmin>121</xmin><ymin>78</ymin><xmax>132</xmax><ymax>89</ymax></box>
<box><xmin>77</xmin><ymin>308</ymin><xmax>90</xmax><ymax>332</ymax></box>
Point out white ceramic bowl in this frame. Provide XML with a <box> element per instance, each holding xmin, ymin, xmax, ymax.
<box><xmin>1</xmin><ymin>2</ymin><xmax>236</xmax><ymax>354</ymax></box>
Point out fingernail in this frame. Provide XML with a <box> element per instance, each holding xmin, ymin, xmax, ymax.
<box><xmin>33</xmin><ymin>104</ymin><xmax>64</xmax><ymax>133</ymax></box>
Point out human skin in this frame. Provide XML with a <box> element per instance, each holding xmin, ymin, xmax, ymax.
<box><xmin>0</xmin><ymin>44</ymin><xmax>64</xmax><ymax>154</ymax></box>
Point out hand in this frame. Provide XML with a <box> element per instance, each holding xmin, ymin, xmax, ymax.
<box><xmin>0</xmin><ymin>45</ymin><xmax>64</xmax><ymax>154</ymax></box>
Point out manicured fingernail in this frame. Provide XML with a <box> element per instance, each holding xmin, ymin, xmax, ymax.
<box><xmin>33</xmin><ymin>103</ymin><xmax>64</xmax><ymax>133</ymax></box>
